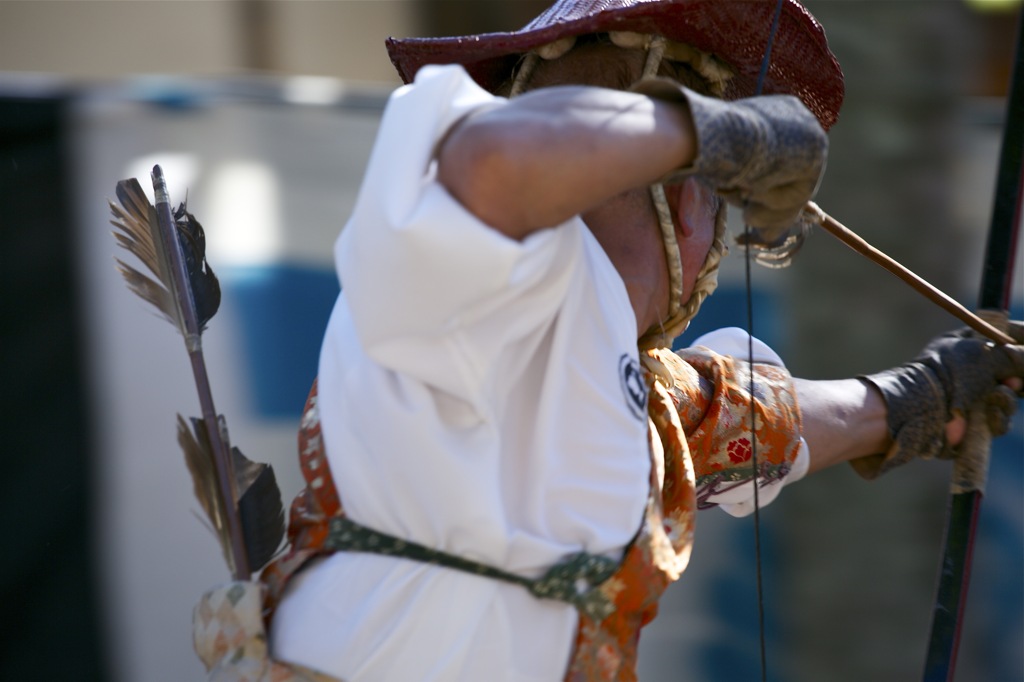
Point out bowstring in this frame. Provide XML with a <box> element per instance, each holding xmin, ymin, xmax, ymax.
<box><xmin>747</xmin><ymin>1</ymin><xmax>786</xmax><ymax>680</ymax></box>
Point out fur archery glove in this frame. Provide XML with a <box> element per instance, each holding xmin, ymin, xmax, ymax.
<box><xmin>631</xmin><ymin>77</ymin><xmax>828</xmax><ymax>240</ymax></box>
<box><xmin>851</xmin><ymin>323</ymin><xmax>1024</xmax><ymax>480</ymax></box>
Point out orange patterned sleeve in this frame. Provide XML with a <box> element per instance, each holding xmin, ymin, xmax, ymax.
<box><xmin>648</xmin><ymin>346</ymin><xmax>803</xmax><ymax>509</ymax></box>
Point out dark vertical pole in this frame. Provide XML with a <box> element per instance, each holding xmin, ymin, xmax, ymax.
<box><xmin>923</xmin><ymin>9</ymin><xmax>1023</xmax><ymax>681</ymax></box>
<box><xmin>0</xmin><ymin>94</ymin><xmax>111</xmax><ymax>681</ymax></box>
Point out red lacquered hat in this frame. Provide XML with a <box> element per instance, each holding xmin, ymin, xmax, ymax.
<box><xmin>386</xmin><ymin>0</ymin><xmax>844</xmax><ymax>130</ymax></box>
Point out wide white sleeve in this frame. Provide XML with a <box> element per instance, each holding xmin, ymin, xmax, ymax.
<box><xmin>689</xmin><ymin>327</ymin><xmax>811</xmax><ymax>518</ymax></box>
<box><xmin>334</xmin><ymin>65</ymin><xmax>582</xmax><ymax>400</ymax></box>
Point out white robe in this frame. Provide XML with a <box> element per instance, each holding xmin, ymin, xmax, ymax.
<box><xmin>271</xmin><ymin>65</ymin><xmax>807</xmax><ymax>682</ymax></box>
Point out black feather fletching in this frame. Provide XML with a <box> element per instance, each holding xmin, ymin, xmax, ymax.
<box><xmin>233</xmin><ymin>446</ymin><xmax>286</xmax><ymax>571</ymax></box>
<box><xmin>180</xmin><ymin>416</ymin><xmax>285</xmax><ymax>574</ymax></box>
<box><xmin>173</xmin><ymin>203</ymin><xmax>221</xmax><ymax>331</ymax></box>
<box><xmin>109</xmin><ymin>178</ymin><xmax>221</xmax><ymax>332</ymax></box>
<box><xmin>112</xmin><ymin>173</ymin><xmax>282</xmax><ymax>578</ymax></box>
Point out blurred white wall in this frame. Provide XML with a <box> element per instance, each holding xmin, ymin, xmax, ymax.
<box><xmin>0</xmin><ymin>0</ymin><xmax>412</xmax><ymax>85</ymax></box>
<box><xmin>71</xmin><ymin>79</ymin><xmax>388</xmax><ymax>681</ymax></box>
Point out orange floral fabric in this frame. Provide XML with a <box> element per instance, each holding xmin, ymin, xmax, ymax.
<box><xmin>261</xmin><ymin>379</ymin><xmax>341</xmax><ymax>617</ymax></box>
<box><xmin>259</xmin><ymin>343</ymin><xmax>803</xmax><ymax>681</ymax></box>
<box><xmin>665</xmin><ymin>345</ymin><xmax>803</xmax><ymax>507</ymax></box>
<box><xmin>564</xmin><ymin>361</ymin><xmax>694</xmax><ymax>681</ymax></box>
<box><xmin>564</xmin><ymin>346</ymin><xmax>802</xmax><ymax>680</ymax></box>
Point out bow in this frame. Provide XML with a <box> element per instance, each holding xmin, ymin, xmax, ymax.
<box><xmin>798</xmin><ymin>13</ymin><xmax>1022</xmax><ymax>676</ymax></box>
<box><xmin>743</xmin><ymin>4</ymin><xmax>1022</xmax><ymax>679</ymax></box>
<box><xmin>922</xmin><ymin>11</ymin><xmax>1024</xmax><ymax>681</ymax></box>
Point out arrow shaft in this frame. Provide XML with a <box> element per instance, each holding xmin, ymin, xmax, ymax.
<box><xmin>152</xmin><ymin>166</ymin><xmax>251</xmax><ymax>580</ymax></box>
<box><xmin>806</xmin><ymin>203</ymin><xmax>1015</xmax><ymax>346</ymax></box>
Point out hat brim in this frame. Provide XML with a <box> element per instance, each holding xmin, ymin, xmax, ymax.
<box><xmin>386</xmin><ymin>0</ymin><xmax>844</xmax><ymax>130</ymax></box>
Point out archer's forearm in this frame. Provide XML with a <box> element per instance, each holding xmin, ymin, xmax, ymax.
<box><xmin>437</xmin><ymin>85</ymin><xmax>695</xmax><ymax>239</ymax></box>
<box><xmin>794</xmin><ymin>378</ymin><xmax>891</xmax><ymax>475</ymax></box>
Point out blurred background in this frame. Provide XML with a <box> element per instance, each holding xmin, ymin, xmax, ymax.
<box><xmin>1</xmin><ymin>1</ymin><xmax>1021</xmax><ymax>680</ymax></box>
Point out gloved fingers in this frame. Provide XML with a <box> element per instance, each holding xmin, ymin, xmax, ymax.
<box><xmin>937</xmin><ymin>440</ymin><xmax>960</xmax><ymax>461</ymax></box>
<box><xmin>742</xmin><ymin>204</ymin><xmax>804</xmax><ymax>237</ymax></box>
<box><xmin>858</xmin><ymin>327</ymin><xmax>1022</xmax><ymax>479</ymax></box>
<box><xmin>666</xmin><ymin>86</ymin><xmax>827</xmax><ymax>215</ymax></box>
<box><xmin>917</xmin><ymin>333</ymin><xmax>1023</xmax><ymax>413</ymax></box>
<box><xmin>716</xmin><ymin>188</ymin><xmax>805</xmax><ymax>237</ymax></box>
<box><xmin>746</xmin><ymin>175</ymin><xmax>822</xmax><ymax>211</ymax></box>
<box><xmin>992</xmin><ymin>342</ymin><xmax>1024</xmax><ymax>390</ymax></box>
<box><xmin>984</xmin><ymin>384</ymin><xmax>1019</xmax><ymax>436</ymax></box>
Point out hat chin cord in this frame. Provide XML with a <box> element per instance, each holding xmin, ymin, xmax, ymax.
<box><xmin>638</xmin><ymin>198</ymin><xmax>727</xmax><ymax>352</ymax></box>
<box><xmin>635</xmin><ymin>36</ymin><xmax>728</xmax><ymax>356</ymax></box>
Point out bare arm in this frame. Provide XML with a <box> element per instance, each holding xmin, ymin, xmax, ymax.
<box><xmin>798</xmin><ymin>326</ymin><xmax>1024</xmax><ymax>479</ymax></box>
<box><xmin>794</xmin><ymin>378</ymin><xmax>891</xmax><ymax>475</ymax></box>
<box><xmin>794</xmin><ymin>374</ymin><xmax>1006</xmax><ymax>476</ymax></box>
<box><xmin>437</xmin><ymin>86</ymin><xmax>696</xmax><ymax>239</ymax></box>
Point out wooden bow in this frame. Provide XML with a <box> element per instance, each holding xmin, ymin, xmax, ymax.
<box><xmin>921</xmin><ymin>11</ymin><xmax>1023</xmax><ymax>681</ymax></box>
<box><xmin>743</xmin><ymin>5</ymin><xmax>1022</xmax><ymax>681</ymax></box>
<box><xmin>800</xmin><ymin>11</ymin><xmax>1022</xmax><ymax>679</ymax></box>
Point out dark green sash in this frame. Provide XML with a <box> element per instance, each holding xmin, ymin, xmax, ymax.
<box><xmin>324</xmin><ymin>516</ymin><xmax>618</xmax><ymax>621</ymax></box>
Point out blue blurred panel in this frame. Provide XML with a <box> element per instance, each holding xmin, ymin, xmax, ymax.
<box><xmin>224</xmin><ymin>264</ymin><xmax>340</xmax><ymax>419</ymax></box>
<box><xmin>974</xmin><ymin>410</ymin><xmax>1024</xmax><ymax>679</ymax></box>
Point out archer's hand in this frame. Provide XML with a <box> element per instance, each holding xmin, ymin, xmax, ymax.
<box><xmin>852</xmin><ymin>322</ymin><xmax>1024</xmax><ymax>479</ymax></box>
<box><xmin>689</xmin><ymin>91</ymin><xmax>828</xmax><ymax>240</ymax></box>
<box><xmin>633</xmin><ymin>78</ymin><xmax>828</xmax><ymax>239</ymax></box>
